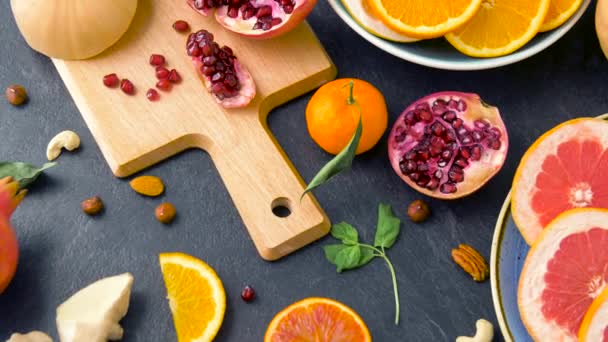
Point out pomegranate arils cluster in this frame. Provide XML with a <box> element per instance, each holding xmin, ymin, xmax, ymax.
<box><xmin>396</xmin><ymin>99</ymin><xmax>503</xmax><ymax>195</ymax></box>
<box><xmin>146</xmin><ymin>54</ymin><xmax>183</xmax><ymax>100</ymax></box>
<box><xmin>193</xmin><ymin>0</ymin><xmax>294</xmax><ymax>31</ymax></box>
<box><xmin>187</xmin><ymin>30</ymin><xmax>241</xmax><ymax>100</ymax></box>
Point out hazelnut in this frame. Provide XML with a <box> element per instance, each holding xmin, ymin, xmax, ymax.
<box><xmin>5</xmin><ymin>85</ymin><xmax>27</xmax><ymax>106</ymax></box>
<box><xmin>407</xmin><ymin>199</ymin><xmax>431</xmax><ymax>223</ymax></box>
<box><xmin>81</xmin><ymin>196</ymin><xmax>104</xmax><ymax>215</ymax></box>
<box><xmin>155</xmin><ymin>202</ymin><xmax>176</xmax><ymax>224</ymax></box>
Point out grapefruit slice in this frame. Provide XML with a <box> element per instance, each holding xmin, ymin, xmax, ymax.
<box><xmin>518</xmin><ymin>208</ymin><xmax>608</xmax><ymax>341</ymax></box>
<box><xmin>579</xmin><ymin>287</ymin><xmax>608</xmax><ymax>342</ymax></box>
<box><xmin>264</xmin><ymin>297</ymin><xmax>371</xmax><ymax>342</ymax></box>
<box><xmin>340</xmin><ymin>0</ymin><xmax>418</xmax><ymax>43</ymax></box>
<box><xmin>512</xmin><ymin>118</ymin><xmax>608</xmax><ymax>245</ymax></box>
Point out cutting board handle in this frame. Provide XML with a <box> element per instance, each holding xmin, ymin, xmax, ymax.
<box><xmin>206</xmin><ymin>116</ymin><xmax>330</xmax><ymax>261</ymax></box>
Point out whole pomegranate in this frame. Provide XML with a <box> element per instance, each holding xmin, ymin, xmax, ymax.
<box><xmin>187</xmin><ymin>29</ymin><xmax>256</xmax><ymax>108</ymax></box>
<box><xmin>187</xmin><ymin>0</ymin><xmax>316</xmax><ymax>39</ymax></box>
<box><xmin>0</xmin><ymin>177</ymin><xmax>25</xmax><ymax>294</ymax></box>
<box><xmin>388</xmin><ymin>92</ymin><xmax>508</xmax><ymax>199</ymax></box>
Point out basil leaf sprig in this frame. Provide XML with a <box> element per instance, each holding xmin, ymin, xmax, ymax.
<box><xmin>323</xmin><ymin>203</ymin><xmax>402</xmax><ymax>325</ymax></box>
<box><xmin>0</xmin><ymin>161</ymin><xmax>56</xmax><ymax>188</ymax></box>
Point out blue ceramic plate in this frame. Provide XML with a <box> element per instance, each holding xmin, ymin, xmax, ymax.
<box><xmin>327</xmin><ymin>0</ymin><xmax>591</xmax><ymax>70</ymax></box>
<box><xmin>490</xmin><ymin>191</ymin><xmax>531</xmax><ymax>342</ymax></box>
<box><xmin>490</xmin><ymin>114</ymin><xmax>608</xmax><ymax>341</ymax></box>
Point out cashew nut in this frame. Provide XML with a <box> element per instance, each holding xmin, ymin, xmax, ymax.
<box><xmin>46</xmin><ymin>130</ymin><xmax>80</xmax><ymax>161</ymax></box>
<box><xmin>456</xmin><ymin>319</ymin><xmax>494</xmax><ymax>342</ymax></box>
<box><xmin>6</xmin><ymin>331</ymin><xmax>53</xmax><ymax>342</ymax></box>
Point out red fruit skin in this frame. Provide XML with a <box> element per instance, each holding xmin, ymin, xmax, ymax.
<box><xmin>0</xmin><ymin>178</ymin><xmax>25</xmax><ymax>294</ymax></box>
<box><xmin>187</xmin><ymin>0</ymin><xmax>317</xmax><ymax>39</ymax></box>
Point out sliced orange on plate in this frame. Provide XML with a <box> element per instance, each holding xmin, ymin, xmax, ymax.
<box><xmin>366</xmin><ymin>0</ymin><xmax>484</xmax><ymax>39</ymax></box>
<box><xmin>159</xmin><ymin>252</ymin><xmax>226</xmax><ymax>342</ymax></box>
<box><xmin>264</xmin><ymin>297</ymin><xmax>372</xmax><ymax>342</ymax></box>
<box><xmin>341</xmin><ymin>0</ymin><xmax>418</xmax><ymax>42</ymax></box>
<box><xmin>540</xmin><ymin>0</ymin><xmax>584</xmax><ymax>32</ymax></box>
<box><xmin>445</xmin><ymin>0</ymin><xmax>551</xmax><ymax>58</ymax></box>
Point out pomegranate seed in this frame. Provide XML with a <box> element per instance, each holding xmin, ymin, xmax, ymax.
<box><xmin>173</xmin><ymin>20</ymin><xmax>190</xmax><ymax>32</ymax></box>
<box><xmin>283</xmin><ymin>4</ymin><xmax>294</xmax><ymax>13</ymax></box>
<box><xmin>120</xmin><ymin>79</ymin><xmax>135</xmax><ymax>95</ymax></box>
<box><xmin>256</xmin><ymin>5</ymin><xmax>272</xmax><ymax>17</ymax></box>
<box><xmin>150</xmin><ymin>54</ymin><xmax>166</xmax><ymax>66</ymax></box>
<box><xmin>440</xmin><ymin>183</ymin><xmax>457</xmax><ymax>194</ymax></box>
<box><xmin>103</xmin><ymin>73</ymin><xmax>120</xmax><ymax>88</ymax></box>
<box><xmin>146</xmin><ymin>88</ymin><xmax>159</xmax><ymax>101</ymax></box>
<box><xmin>419</xmin><ymin>110</ymin><xmax>433</xmax><ymax>122</ymax></box>
<box><xmin>156</xmin><ymin>79</ymin><xmax>172</xmax><ymax>91</ymax></box>
<box><xmin>156</xmin><ymin>66</ymin><xmax>170</xmax><ymax>79</ymax></box>
<box><xmin>168</xmin><ymin>69</ymin><xmax>181</xmax><ymax>83</ymax></box>
<box><xmin>241</xmin><ymin>285</ymin><xmax>255</xmax><ymax>302</ymax></box>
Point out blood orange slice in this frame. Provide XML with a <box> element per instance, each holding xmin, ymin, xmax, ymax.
<box><xmin>512</xmin><ymin>118</ymin><xmax>608</xmax><ymax>245</ymax></box>
<box><xmin>579</xmin><ymin>287</ymin><xmax>608</xmax><ymax>342</ymax></box>
<box><xmin>264</xmin><ymin>297</ymin><xmax>371</xmax><ymax>342</ymax></box>
<box><xmin>518</xmin><ymin>208</ymin><xmax>608</xmax><ymax>341</ymax></box>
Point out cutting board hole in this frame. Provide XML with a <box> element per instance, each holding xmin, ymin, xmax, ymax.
<box><xmin>271</xmin><ymin>197</ymin><xmax>292</xmax><ymax>218</ymax></box>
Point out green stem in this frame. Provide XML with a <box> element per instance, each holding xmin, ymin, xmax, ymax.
<box><xmin>342</xmin><ymin>81</ymin><xmax>355</xmax><ymax>105</ymax></box>
<box><xmin>361</xmin><ymin>244</ymin><xmax>400</xmax><ymax>325</ymax></box>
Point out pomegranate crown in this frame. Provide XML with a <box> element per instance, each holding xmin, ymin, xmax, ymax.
<box><xmin>0</xmin><ymin>177</ymin><xmax>26</xmax><ymax>219</ymax></box>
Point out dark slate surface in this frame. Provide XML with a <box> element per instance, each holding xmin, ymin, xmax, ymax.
<box><xmin>0</xmin><ymin>1</ymin><xmax>606</xmax><ymax>341</ymax></box>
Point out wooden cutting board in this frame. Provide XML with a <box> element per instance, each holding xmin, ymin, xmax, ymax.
<box><xmin>52</xmin><ymin>0</ymin><xmax>336</xmax><ymax>260</ymax></box>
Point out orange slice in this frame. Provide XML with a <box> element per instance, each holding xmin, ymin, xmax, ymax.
<box><xmin>579</xmin><ymin>287</ymin><xmax>608</xmax><ymax>342</ymax></box>
<box><xmin>264</xmin><ymin>297</ymin><xmax>372</xmax><ymax>342</ymax></box>
<box><xmin>365</xmin><ymin>0</ymin><xmax>484</xmax><ymax>39</ymax></box>
<box><xmin>159</xmin><ymin>253</ymin><xmax>226</xmax><ymax>342</ymax></box>
<box><xmin>445</xmin><ymin>0</ymin><xmax>551</xmax><ymax>58</ymax></box>
<box><xmin>540</xmin><ymin>0</ymin><xmax>584</xmax><ymax>32</ymax></box>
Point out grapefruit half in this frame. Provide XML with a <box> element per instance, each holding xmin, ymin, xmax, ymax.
<box><xmin>518</xmin><ymin>208</ymin><xmax>608</xmax><ymax>341</ymax></box>
<box><xmin>579</xmin><ymin>287</ymin><xmax>608</xmax><ymax>342</ymax></box>
<box><xmin>264</xmin><ymin>297</ymin><xmax>371</xmax><ymax>342</ymax></box>
<box><xmin>512</xmin><ymin>118</ymin><xmax>608</xmax><ymax>245</ymax></box>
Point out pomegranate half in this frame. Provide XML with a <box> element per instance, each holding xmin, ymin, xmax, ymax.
<box><xmin>187</xmin><ymin>29</ymin><xmax>256</xmax><ymax>108</ymax></box>
<box><xmin>388</xmin><ymin>92</ymin><xmax>508</xmax><ymax>199</ymax></box>
<box><xmin>187</xmin><ymin>0</ymin><xmax>316</xmax><ymax>39</ymax></box>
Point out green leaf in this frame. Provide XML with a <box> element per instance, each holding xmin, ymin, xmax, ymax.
<box><xmin>302</xmin><ymin>113</ymin><xmax>363</xmax><ymax>198</ymax></box>
<box><xmin>331</xmin><ymin>222</ymin><xmax>359</xmax><ymax>245</ymax></box>
<box><xmin>374</xmin><ymin>203</ymin><xmax>401</xmax><ymax>249</ymax></box>
<box><xmin>356</xmin><ymin>247</ymin><xmax>375</xmax><ymax>268</ymax></box>
<box><xmin>323</xmin><ymin>244</ymin><xmax>347</xmax><ymax>265</ymax></box>
<box><xmin>334</xmin><ymin>245</ymin><xmax>361</xmax><ymax>272</ymax></box>
<box><xmin>0</xmin><ymin>162</ymin><xmax>56</xmax><ymax>188</ymax></box>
